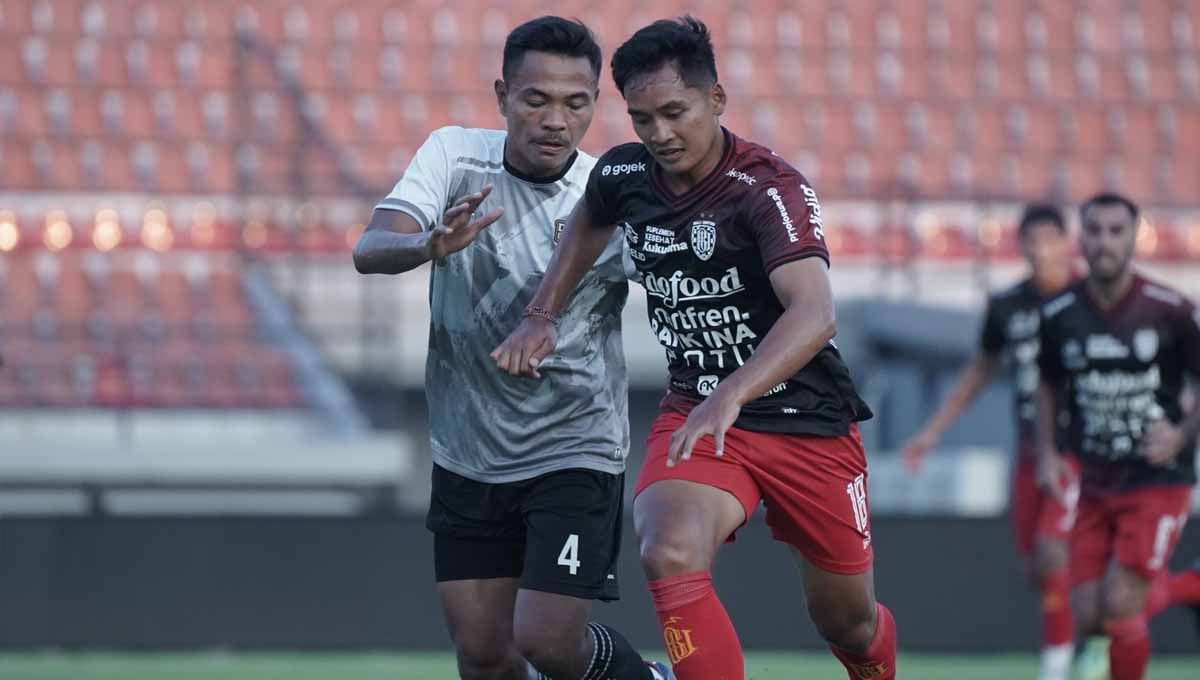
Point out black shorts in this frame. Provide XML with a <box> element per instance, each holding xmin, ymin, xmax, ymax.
<box><xmin>427</xmin><ymin>464</ymin><xmax>623</xmax><ymax>601</ymax></box>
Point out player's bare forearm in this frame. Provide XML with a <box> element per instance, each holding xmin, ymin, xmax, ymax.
<box><xmin>352</xmin><ymin>228</ymin><xmax>433</xmax><ymax>275</ymax></box>
<box><xmin>1033</xmin><ymin>380</ymin><xmax>1059</xmax><ymax>460</ymax></box>
<box><xmin>530</xmin><ymin>201</ymin><xmax>617</xmax><ymax>314</ymax></box>
<box><xmin>1178</xmin><ymin>387</ymin><xmax>1200</xmax><ymax>442</ymax></box>
<box><xmin>352</xmin><ymin>209</ymin><xmax>432</xmax><ymax>275</ymax></box>
<box><xmin>919</xmin><ymin>353</ymin><xmax>997</xmax><ymax>439</ymax></box>
<box><xmin>715</xmin><ymin>258</ymin><xmax>835</xmax><ymax>408</ymax></box>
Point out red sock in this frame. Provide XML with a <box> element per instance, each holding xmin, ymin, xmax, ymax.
<box><xmin>647</xmin><ymin>572</ymin><xmax>743</xmax><ymax>680</ymax></box>
<box><xmin>1105</xmin><ymin>615</ymin><xmax>1150</xmax><ymax>680</ymax></box>
<box><xmin>1168</xmin><ymin>569</ymin><xmax>1200</xmax><ymax>607</ymax></box>
<box><xmin>829</xmin><ymin>603</ymin><xmax>897</xmax><ymax>680</ymax></box>
<box><xmin>1040</xmin><ymin>569</ymin><xmax>1074</xmax><ymax>646</ymax></box>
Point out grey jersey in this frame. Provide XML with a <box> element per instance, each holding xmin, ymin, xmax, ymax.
<box><xmin>377</xmin><ymin>127</ymin><xmax>633</xmax><ymax>483</ymax></box>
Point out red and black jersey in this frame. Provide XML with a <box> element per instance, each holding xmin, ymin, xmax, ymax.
<box><xmin>583</xmin><ymin>128</ymin><xmax>872</xmax><ymax>436</ymax></box>
<box><xmin>979</xmin><ymin>278</ymin><xmax>1061</xmax><ymax>451</ymax></box>
<box><xmin>1038</xmin><ymin>274</ymin><xmax>1200</xmax><ymax>489</ymax></box>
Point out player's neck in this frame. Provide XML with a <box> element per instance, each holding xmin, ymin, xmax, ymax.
<box><xmin>1030</xmin><ymin>267</ymin><xmax>1071</xmax><ymax>296</ymax></box>
<box><xmin>1086</xmin><ymin>268</ymin><xmax>1136</xmax><ymax>311</ymax></box>
<box><xmin>658</xmin><ymin>128</ymin><xmax>727</xmax><ymax>195</ymax></box>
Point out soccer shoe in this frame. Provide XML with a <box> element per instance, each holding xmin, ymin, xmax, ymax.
<box><xmin>646</xmin><ymin>660</ymin><xmax>677</xmax><ymax>680</ymax></box>
<box><xmin>1073</xmin><ymin>637</ymin><xmax>1110</xmax><ymax>680</ymax></box>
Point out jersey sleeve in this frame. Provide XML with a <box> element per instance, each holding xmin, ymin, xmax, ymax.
<box><xmin>978</xmin><ymin>297</ymin><xmax>1006</xmax><ymax>356</ymax></box>
<box><xmin>374</xmin><ymin>127</ymin><xmax>455</xmax><ymax>231</ymax></box>
<box><xmin>582</xmin><ymin>153</ymin><xmax>620</xmax><ymax>228</ymax></box>
<box><xmin>1037</xmin><ymin>305</ymin><xmax>1064</xmax><ymax>384</ymax></box>
<box><xmin>1177</xmin><ymin>298</ymin><xmax>1200</xmax><ymax>377</ymax></box>
<box><xmin>744</xmin><ymin>175</ymin><xmax>830</xmax><ymax>273</ymax></box>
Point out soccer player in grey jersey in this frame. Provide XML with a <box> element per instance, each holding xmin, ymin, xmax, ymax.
<box><xmin>353</xmin><ymin>16</ymin><xmax>670</xmax><ymax>680</ymax></box>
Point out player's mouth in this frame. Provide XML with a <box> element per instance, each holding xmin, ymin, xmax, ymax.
<box><xmin>534</xmin><ymin>139</ymin><xmax>568</xmax><ymax>155</ymax></box>
<box><xmin>656</xmin><ymin>147</ymin><xmax>685</xmax><ymax>163</ymax></box>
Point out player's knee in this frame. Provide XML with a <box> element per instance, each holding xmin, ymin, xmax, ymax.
<box><xmin>1033</xmin><ymin>539</ymin><xmax>1069</xmax><ymax>576</ymax></box>
<box><xmin>639</xmin><ymin>533</ymin><xmax>708</xmax><ymax>579</ymax></box>
<box><xmin>451</xmin><ymin>632</ymin><xmax>518</xmax><ymax>679</ymax></box>
<box><xmin>810</xmin><ymin>598</ymin><xmax>878</xmax><ymax>654</ymax></box>
<box><xmin>512</xmin><ymin>622</ymin><xmax>578</xmax><ymax>677</ymax></box>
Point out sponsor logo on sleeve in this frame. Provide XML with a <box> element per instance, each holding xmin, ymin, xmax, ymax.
<box><xmin>766</xmin><ymin>187</ymin><xmax>799</xmax><ymax>243</ymax></box>
<box><xmin>800</xmin><ymin>184</ymin><xmax>825</xmax><ymax>240</ymax></box>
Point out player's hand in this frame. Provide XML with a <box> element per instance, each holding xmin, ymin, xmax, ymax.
<box><xmin>426</xmin><ymin>185</ymin><xmax>504</xmax><ymax>260</ymax></box>
<box><xmin>1036</xmin><ymin>449</ymin><xmax>1073</xmax><ymax>504</ymax></box>
<box><xmin>491</xmin><ymin>317</ymin><xmax>557</xmax><ymax>379</ymax></box>
<box><xmin>1141</xmin><ymin>419</ymin><xmax>1184</xmax><ymax>467</ymax></box>
<box><xmin>902</xmin><ymin>429</ymin><xmax>938</xmax><ymax>474</ymax></box>
<box><xmin>666</xmin><ymin>389</ymin><xmax>742</xmax><ymax>467</ymax></box>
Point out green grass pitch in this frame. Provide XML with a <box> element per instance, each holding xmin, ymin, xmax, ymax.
<box><xmin>1</xmin><ymin>651</ymin><xmax>1199</xmax><ymax>679</ymax></box>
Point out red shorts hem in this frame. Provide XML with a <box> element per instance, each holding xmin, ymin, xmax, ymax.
<box><xmin>635</xmin><ymin>410</ymin><xmax>875</xmax><ymax>570</ymax></box>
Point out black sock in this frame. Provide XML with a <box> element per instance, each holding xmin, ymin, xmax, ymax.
<box><xmin>581</xmin><ymin>622</ymin><xmax>652</xmax><ymax>680</ymax></box>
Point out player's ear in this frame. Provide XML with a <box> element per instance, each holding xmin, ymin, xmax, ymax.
<box><xmin>710</xmin><ymin>82</ymin><xmax>726</xmax><ymax>117</ymax></box>
<box><xmin>494</xmin><ymin>79</ymin><xmax>509</xmax><ymax>117</ymax></box>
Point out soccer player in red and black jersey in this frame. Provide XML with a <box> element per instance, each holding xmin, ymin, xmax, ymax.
<box><xmin>903</xmin><ymin>204</ymin><xmax>1083</xmax><ymax>680</ymax></box>
<box><xmin>495</xmin><ymin>17</ymin><xmax>895</xmax><ymax>680</ymax></box>
<box><xmin>1035</xmin><ymin>192</ymin><xmax>1200</xmax><ymax>680</ymax></box>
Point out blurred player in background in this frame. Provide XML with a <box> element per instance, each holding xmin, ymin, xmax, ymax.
<box><xmin>903</xmin><ymin>204</ymin><xmax>1082</xmax><ymax>680</ymax></box>
<box><xmin>496</xmin><ymin>16</ymin><xmax>895</xmax><ymax>680</ymax></box>
<box><xmin>1036</xmin><ymin>193</ymin><xmax>1200</xmax><ymax>680</ymax></box>
<box><xmin>355</xmin><ymin>16</ymin><xmax>669</xmax><ymax>680</ymax></box>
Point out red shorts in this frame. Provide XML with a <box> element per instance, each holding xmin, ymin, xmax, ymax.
<box><xmin>1011</xmin><ymin>454</ymin><xmax>1081</xmax><ymax>556</ymax></box>
<box><xmin>634</xmin><ymin>410</ymin><xmax>873</xmax><ymax>575</ymax></box>
<box><xmin>1069</xmin><ymin>484</ymin><xmax>1193</xmax><ymax>586</ymax></box>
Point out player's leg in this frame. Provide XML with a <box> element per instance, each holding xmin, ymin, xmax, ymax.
<box><xmin>635</xmin><ymin>480</ymin><xmax>749</xmax><ymax>680</ymax></box>
<box><xmin>1025</xmin><ymin>455</ymin><xmax>1081</xmax><ymax>680</ymax></box>
<box><xmin>438</xmin><ymin>575</ymin><xmax>531</xmax><ymax>680</ymax></box>
<box><xmin>633</xmin><ymin>412</ymin><xmax>761</xmax><ymax>680</ymax></box>
<box><xmin>790</xmin><ymin>552</ymin><xmax>896</xmax><ymax>680</ymax></box>
<box><xmin>1101</xmin><ymin>486</ymin><xmax>1192</xmax><ymax>680</ymax></box>
<box><xmin>1067</xmin><ymin>488</ymin><xmax>1113</xmax><ymax>680</ymax></box>
<box><xmin>753</xmin><ymin>426</ymin><xmax>895</xmax><ymax>679</ymax></box>
<box><xmin>513</xmin><ymin>469</ymin><xmax>662</xmax><ymax>680</ymax></box>
<box><xmin>428</xmin><ymin>465</ymin><xmax>533</xmax><ymax>680</ymax></box>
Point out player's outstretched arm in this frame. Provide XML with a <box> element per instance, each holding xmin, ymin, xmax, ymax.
<box><xmin>353</xmin><ymin>186</ymin><xmax>503</xmax><ymax>275</ymax></box>
<box><xmin>667</xmin><ymin>257</ymin><xmax>836</xmax><ymax>465</ymax></box>
<box><xmin>491</xmin><ymin>198</ymin><xmax>618</xmax><ymax>378</ymax></box>
<box><xmin>902</xmin><ymin>352</ymin><xmax>998</xmax><ymax>473</ymax></box>
<box><xmin>1033</xmin><ymin>379</ymin><xmax>1070</xmax><ymax>501</ymax></box>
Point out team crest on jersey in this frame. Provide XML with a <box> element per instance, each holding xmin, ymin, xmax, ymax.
<box><xmin>553</xmin><ymin>219</ymin><xmax>566</xmax><ymax>245</ymax></box>
<box><xmin>1133</xmin><ymin>328</ymin><xmax>1159</xmax><ymax>362</ymax></box>
<box><xmin>690</xmin><ymin>219</ymin><xmax>717</xmax><ymax>261</ymax></box>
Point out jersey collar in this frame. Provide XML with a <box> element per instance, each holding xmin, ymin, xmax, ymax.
<box><xmin>502</xmin><ymin>146</ymin><xmax>579</xmax><ymax>185</ymax></box>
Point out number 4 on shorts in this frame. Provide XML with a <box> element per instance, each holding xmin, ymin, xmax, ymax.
<box><xmin>558</xmin><ymin>533</ymin><xmax>581</xmax><ymax>575</ymax></box>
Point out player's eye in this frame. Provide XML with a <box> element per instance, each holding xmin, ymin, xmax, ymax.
<box><xmin>525</xmin><ymin>98</ymin><xmax>547</xmax><ymax>108</ymax></box>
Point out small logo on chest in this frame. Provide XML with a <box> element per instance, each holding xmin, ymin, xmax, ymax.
<box><xmin>1132</xmin><ymin>328</ymin><xmax>1158</xmax><ymax>362</ymax></box>
<box><xmin>553</xmin><ymin>219</ymin><xmax>566</xmax><ymax>245</ymax></box>
<box><xmin>690</xmin><ymin>218</ymin><xmax>717</xmax><ymax>261</ymax></box>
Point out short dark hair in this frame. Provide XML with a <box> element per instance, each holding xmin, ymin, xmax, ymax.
<box><xmin>1080</xmin><ymin>192</ymin><xmax>1140</xmax><ymax>222</ymax></box>
<box><xmin>1018</xmin><ymin>202</ymin><xmax>1066</xmax><ymax>237</ymax></box>
<box><xmin>611</xmin><ymin>15</ymin><xmax>718</xmax><ymax>94</ymax></box>
<box><xmin>501</xmin><ymin>16</ymin><xmax>601</xmax><ymax>84</ymax></box>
